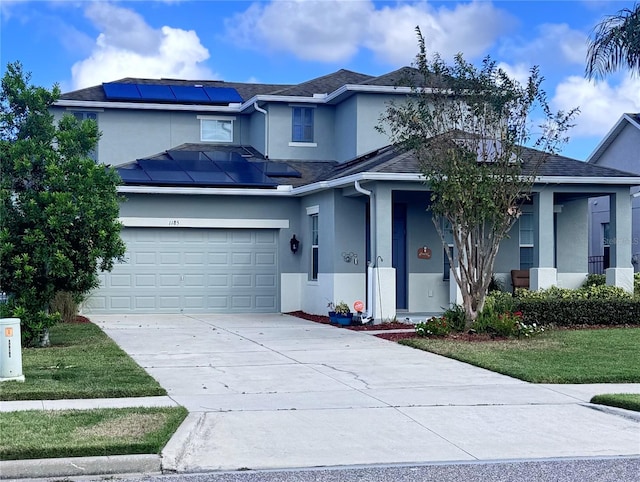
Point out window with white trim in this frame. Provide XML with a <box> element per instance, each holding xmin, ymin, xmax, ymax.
<box><xmin>519</xmin><ymin>211</ymin><xmax>534</xmax><ymax>270</ymax></box>
<box><xmin>442</xmin><ymin>218</ymin><xmax>454</xmax><ymax>281</ymax></box>
<box><xmin>72</xmin><ymin>111</ymin><xmax>98</xmax><ymax>161</ymax></box>
<box><xmin>199</xmin><ymin>117</ymin><xmax>234</xmax><ymax>142</ymax></box>
<box><xmin>310</xmin><ymin>213</ymin><xmax>319</xmax><ymax>281</ymax></box>
<box><xmin>292</xmin><ymin>107</ymin><xmax>314</xmax><ymax>143</ymax></box>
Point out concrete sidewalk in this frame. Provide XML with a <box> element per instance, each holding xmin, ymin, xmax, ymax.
<box><xmin>1</xmin><ymin>313</ymin><xmax>639</xmax><ymax>479</ymax></box>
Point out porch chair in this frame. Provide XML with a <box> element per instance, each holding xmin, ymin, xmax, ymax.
<box><xmin>510</xmin><ymin>269</ymin><xmax>530</xmax><ymax>295</ymax></box>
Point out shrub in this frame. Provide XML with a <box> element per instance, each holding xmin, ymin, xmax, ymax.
<box><xmin>517</xmin><ymin>284</ymin><xmax>632</xmax><ymax>301</ymax></box>
<box><xmin>50</xmin><ymin>291</ymin><xmax>80</xmax><ymax>323</ymax></box>
<box><xmin>441</xmin><ymin>303</ymin><xmax>466</xmax><ymax>332</ymax></box>
<box><xmin>515</xmin><ymin>298</ymin><xmax>640</xmax><ymax>326</ymax></box>
<box><xmin>334</xmin><ymin>301</ymin><xmax>351</xmax><ymax>315</ymax></box>
<box><xmin>582</xmin><ymin>274</ymin><xmax>606</xmax><ymax>288</ymax></box>
<box><xmin>415</xmin><ymin>316</ymin><xmax>451</xmax><ymax>337</ymax></box>
<box><xmin>635</xmin><ymin>273</ymin><xmax>640</xmax><ymax>297</ymax></box>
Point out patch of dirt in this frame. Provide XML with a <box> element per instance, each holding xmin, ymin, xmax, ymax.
<box><xmin>285</xmin><ymin>311</ymin><xmax>414</xmax><ymax>331</ymax></box>
<box><xmin>74</xmin><ymin>412</ymin><xmax>168</xmax><ymax>440</ymax></box>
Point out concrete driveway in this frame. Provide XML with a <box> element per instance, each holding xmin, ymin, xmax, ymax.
<box><xmin>93</xmin><ymin>313</ymin><xmax>640</xmax><ymax>472</ymax></box>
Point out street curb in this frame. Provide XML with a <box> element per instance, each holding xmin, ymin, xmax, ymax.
<box><xmin>584</xmin><ymin>403</ymin><xmax>640</xmax><ymax>422</ymax></box>
<box><xmin>0</xmin><ymin>454</ymin><xmax>161</xmax><ymax>479</ymax></box>
<box><xmin>161</xmin><ymin>412</ymin><xmax>206</xmax><ymax>472</ymax></box>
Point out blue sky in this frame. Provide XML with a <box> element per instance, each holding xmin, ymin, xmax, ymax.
<box><xmin>2</xmin><ymin>0</ymin><xmax>639</xmax><ymax>160</ymax></box>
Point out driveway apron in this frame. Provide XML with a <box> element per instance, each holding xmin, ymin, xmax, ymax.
<box><xmin>94</xmin><ymin>314</ymin><xmax>640</xmax><ymax>472</ymax></box>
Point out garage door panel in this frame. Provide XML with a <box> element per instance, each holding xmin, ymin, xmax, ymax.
<box><xmin>255</xmin><ymin>252</ymin><xmax>276</xmax><ymax>266</ymax></box>
<box><xmin>108</xmin><ymin>274</ymin><xmax>132</xmax><ymax>287</ymax></box>
<box><xmin>135</xmin><ymin>252</ymin><xmax>156</xmax><ymax>265</ymax></box>
<box><xmin>87</xmin><ymin>228</ymin><xmax>278</xmax><ymax>313</ymax></box>
<box><xmin>159</xmin><ymin>274</ymin><xmax>181</xmax><ymax>287</ymax></box>
<box><xmin>184</xmin><ymin>252</ymin><xmax>206</xmax><ymax>265</ymax></box>
<box><xmin>134</xmin><ymin>274</ymin><xmax>156</xmax><ymax>287</ymax></box>
<box><xmin>231</xmin><ymin>252</ymin><xmax>252</xmax><ymax>265</ymax></box>
<box><xmin>255</xmin><ymin>274</ymin><xmax>276</xmax><ymax>288</ymax></box>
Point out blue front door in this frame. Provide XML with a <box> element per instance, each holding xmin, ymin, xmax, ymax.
<box><xmin>393</xmin><ymin>204</ymin><xmax>407</xmax><ymax>309</ymax></box>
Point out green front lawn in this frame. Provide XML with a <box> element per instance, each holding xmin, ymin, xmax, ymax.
<box><xmin>400</xmin><ymin>327</ymin><xmax>640</xmax><ymax>383</ymax></box>
<box><xmin>591</xmin><ymin>393</ymin><xmax>640</xmax><ymax>412</ymax></box>
<box><xmin>0</xmin><ymin>406</ymin><xmax>188</xmax><ymax>460</ymax></box>
<box><xmin>0</xmin><ymin>322</ymin><xmax>166</xmax><ymax>400</ymax></box>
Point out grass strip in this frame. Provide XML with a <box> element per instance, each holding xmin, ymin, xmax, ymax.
<box><xmin>590</xmin><ymin>393</ymin><xmax>640</xmax><ymax>412</ymax></box>
<box><xmin>0</xmin><ymin>406</ymin><xmax>188</xmax><ymax>460</ymax></box>
<box><xmin>399</xmin><ymin>328</ymin><xmax>640</xmax><ymax>383</ymax></box>
<box><xmin>0</xmin><ymin>322</ymin><xmax>166</xmax><ymax>400</ymax></box>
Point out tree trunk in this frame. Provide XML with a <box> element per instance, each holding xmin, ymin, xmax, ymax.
<box><xmin>38</xmin><ymin>328</ymin><xmax>50</xmax><ymax>347</ymax></box>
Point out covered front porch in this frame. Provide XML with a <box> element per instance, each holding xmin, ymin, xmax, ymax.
<box><xmin>361</xmin><ymin>183</ymin><xmax>635</xmax><ymax>323</ymax></box>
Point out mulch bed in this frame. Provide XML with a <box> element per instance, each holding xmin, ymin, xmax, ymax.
<box><xmin>68</xmin><ymin>315</ymin><xmax>91</xmax><ymax>323</ymax></box>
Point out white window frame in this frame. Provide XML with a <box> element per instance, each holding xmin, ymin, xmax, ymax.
<box><xmin>519</xmin><ymin>211</ymin><xmax>534</xmax><ymax>270</ymax></box>
<box><xmin>307</xmin><ymin>205</ymin><xmax>319</xmax><ymax>282</ymax></box>
<box><xmin>442</xmin><ymin>218</ymin><xmax>454</xmax><ymax>281</ymax></box>
<box><xmin>69</xmin><ymin>110</ymin><xmax>99</xmax><ymax>162</ymax></box>
<box><xmin>198</xmin><ymin>115</ymin><xmax>235</xmax><ymax>143</ymax></box>
<box><xmin>290</xmin><ymin>105</ymin><xmax>315</xmax><ymax>145</ymax></box>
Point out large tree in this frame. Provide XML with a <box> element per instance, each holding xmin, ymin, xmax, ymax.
<box><xmin>586</xmin><ymin>3</ymin><xmax>640</xmax><ymax>79</ymax></box>
<box><xmin>379</xmin><ymin>29</ymin><xmax>577</xmax><ymax>328</ymax></box>
<box><xmin>0</xmin><ymin>62</ymin><xmax>125</xmax><ymax>346</ymax></box>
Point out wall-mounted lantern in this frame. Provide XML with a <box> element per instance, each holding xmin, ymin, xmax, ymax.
<box><xmin>290</xmin><ymin>235</ymin><xmax>300</xmax><ymax>254</ymax></box>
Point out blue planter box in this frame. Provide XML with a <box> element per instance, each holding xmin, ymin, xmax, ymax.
<box><xmin>334</xmin><ymin>313</ymin><xmax>353</xmax><ymax>326</ymax></box>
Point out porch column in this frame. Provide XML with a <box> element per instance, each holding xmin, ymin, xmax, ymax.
<box><xmin>368</xmin><ymin>185</ymin><xmax>396</xmax><ymax>323</ymax></box>
<box><xmin>530</xmin><ymin>190</ymin><xmax>557</xmax><ymax>290</ymax></box>
<box><xmin>606</xmin><ymin>189</ymin><xmax>634</xmax><ymax>293</ymax></box>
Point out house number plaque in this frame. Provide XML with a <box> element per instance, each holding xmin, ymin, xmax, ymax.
<box><xmin>417</xmin><ymin>246</ymin><xmax>432</xmax><ymax>260</ymax></box>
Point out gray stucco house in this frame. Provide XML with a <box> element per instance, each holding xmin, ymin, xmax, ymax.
<box><xmin>51</xmin><ymin>69</ymin><xmax>640</xmax><ymax>320</ymax></box>
<box><xmin>587</xmin><ymin>113</ymin><xmax>640</xmax><ymax>273</ymax></box>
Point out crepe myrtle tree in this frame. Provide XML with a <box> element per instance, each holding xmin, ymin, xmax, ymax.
<box><xmin>0</xmin><ymin>61</ymin><xmax>125</xmax><ymax>346</ymax></box>
<box><xmin>379</xmin><ymin>29</ymin><xmax>578</xmax><ymax>329</ymax></box>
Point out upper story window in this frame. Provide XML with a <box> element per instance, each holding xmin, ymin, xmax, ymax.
<box><xmin>291</xmin><ymin>106</ymin><xmax>314</xmax><ymax>143</ymax></box>
<box><xmin>199</xmin><ymin>116</ymin><xmax>235</xmax><ymax>143</ymax></box>
<box><xmin>72</xmin><ymin>111</ymin><xmax>98</xmax><ymax>162</ymax></box>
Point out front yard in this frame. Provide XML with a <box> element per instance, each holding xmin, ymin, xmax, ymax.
<box><xmin>400</xmin><ymin>327</ymin><xmax>640</xmax><ymax>383</ymax></box>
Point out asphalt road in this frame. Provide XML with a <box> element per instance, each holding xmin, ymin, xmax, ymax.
<box><xmin>30</xmin><ymin>457</ymin><xmax>640</xmax><ymax>482</ymax></box>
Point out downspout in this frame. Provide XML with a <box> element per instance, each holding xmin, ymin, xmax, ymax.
<box><xmin>355</xmin><ymin>180</ymin><xmax>377</xmax><ymax>320</ymax></box>
<box><xmin>253</xmin><ymin>101</ymin><xmax>269</xmax><ymax>159</ymax></box>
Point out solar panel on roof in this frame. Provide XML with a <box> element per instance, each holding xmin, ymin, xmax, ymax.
<box><xmin>103</xmin><ymin>83</ymin><xmax>141</xmax><ymax>100</ymax></box>
<box><xmin>117</xmin><ymin>166</ymin><xmax>151</xmax><ymax>183</ymax></box>
<box><xmin>187</xmin><ymin>171</ymin><xmax>236</xmax><ymax>184</ymax></box>
<box><xmin>167</xmin><ymin>151</ymin><xmax>211</xmax><ymax>163</ymax></box>
<box><xmin>216</xmin><ymin>160</ymin><xmax>277</xmax><ymax>186</ymax></box>
<box><xmin>137</xmin><ymin>84</ymin><xmax>176</xmax><ymax>102</ymax></box>
<box><xmin>138</xmin><ymin>159</ymin><xmax>194</xmax><ymax>183</ymax></box>
<box><xmin>170</xmin><ymin>85</ymin><xmax>209</xmax><ymax>102</ymax></box>
<box><xmin>262</xmin><ymin>161</ymin><xmax>302</xmax><ymax>178</ymax></box>
<box><xmin>203</xmin><ymin>87</ymin><xmax>243</xmax><ymax>103</ymax></box>
<box><xmin>202</xmin><ymin>151</ymin><xmax>234</xmax><ymax>162</ymax></box>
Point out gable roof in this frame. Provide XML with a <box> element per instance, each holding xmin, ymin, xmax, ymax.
<box><xmin>324</xmin><ymin>144</ymin><xmax>640</xmax><ymax>181</ymax></box>
<box><xmin>587</xmin><ymin>113</ymin><xmax>640</xmax><ymax>164</ymax></box>
<box><xmin>55</xmin><ymin>68</ymin><xmax>418</xmax><ymax>110</ymax></box>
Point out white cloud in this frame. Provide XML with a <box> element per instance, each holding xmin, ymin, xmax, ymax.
<box><xmin>71</xmin><ymin>2</ymin><xmax>214</xmax><ymax>88</ymax></box>
<box><xmin>552</xmin><ymin>75</ymin><xmax>640</xmax><ymax>137</ymax></box>
<box><xmin>226</xmin><ymin>0</ymin><xmax>515</xmax><ymax>65</ymax></box>
<box><xmin>496</xmin><ymin>62</ymin><xmax>532</xmax><ymax>86</ymax></box>
<box><xmin>499</xmin><ymin>23</ymin><xmax>587</xmax><ymax>68</ymax></box>
<box><xmin>225</xmin><ymin>0</ymin><xmax>372</xmax><ymax>62</ymax></box>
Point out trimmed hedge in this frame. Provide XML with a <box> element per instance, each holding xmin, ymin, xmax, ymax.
<box><xmin>515</xmin><ymin>298</ymin><xmax>640</xmax><ymax>326</ymax></box>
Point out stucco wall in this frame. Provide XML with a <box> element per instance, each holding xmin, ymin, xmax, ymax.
<box><xmin>52</xmin><ymin>107</ymin><xmax>250</xmax><ymax>166</ymax></box>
